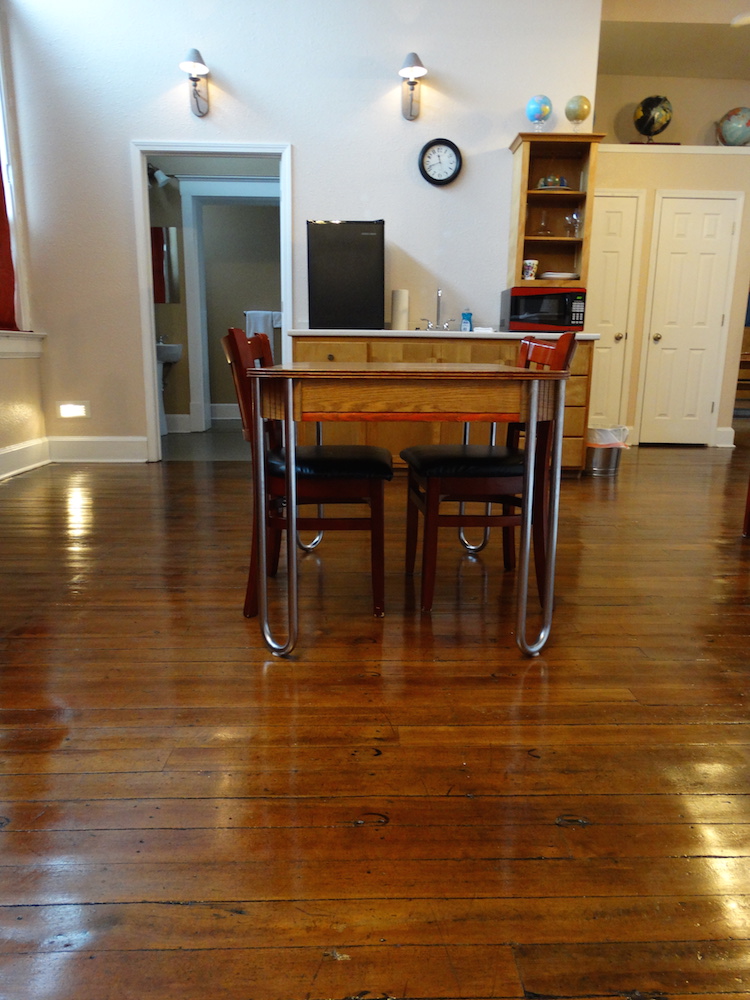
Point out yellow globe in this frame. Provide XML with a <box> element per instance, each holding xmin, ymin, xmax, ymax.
<box><xmin>565</xmin><ymin>95</ymin><xmax>591</xmax><ymax>125</ymax></box>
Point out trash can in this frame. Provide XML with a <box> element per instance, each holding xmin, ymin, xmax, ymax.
<box><xmin>584</xmin><ymin>425</ymin><xmax>629</xmax><ymax>477</ymax></box>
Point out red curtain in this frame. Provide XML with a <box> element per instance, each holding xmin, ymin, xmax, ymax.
<box><xmin>0</xmin><ymin>175</ymin><xmax>17</xmax><ymax>330</ymax></box>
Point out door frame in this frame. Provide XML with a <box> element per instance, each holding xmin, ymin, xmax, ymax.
<box><xmin>130</xmin><ymin>141</ymin><xmax>293</xmax><ymax>461</ymax></box>
<box><xmin>635</xmin><ymin>189</ymin><xmax>742</xmax><ymax>447</ymax></box>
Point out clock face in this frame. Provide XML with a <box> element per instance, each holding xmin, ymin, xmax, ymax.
<box><xmin>419</xmin><ymin>139</ymin><xmax>462</xmax><ymax>185</ymax></box>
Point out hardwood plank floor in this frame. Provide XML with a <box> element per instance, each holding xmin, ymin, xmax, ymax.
<box><xmin>0</xmin><ymin>426</ymin><xmax>749</xmax><ymax>999</ymax></box>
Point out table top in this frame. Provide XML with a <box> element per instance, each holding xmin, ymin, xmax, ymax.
<box><xmin>251</xmin><ymin>360</ymin><xmax>566</xmax><ymax>423</ymax></box>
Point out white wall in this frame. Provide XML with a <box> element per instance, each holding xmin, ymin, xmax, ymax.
<box><xmin>3</xmin><ymin>0</ymin><xmax>602</xmax><ymax>452</ymax></box>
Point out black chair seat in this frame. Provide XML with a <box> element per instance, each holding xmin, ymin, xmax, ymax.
<box><xmin>399</xmin><ymin>444</ymin><xmax>525</xmax><ymax>479</ymax></box>
<box><xmin>399</xmin><ymin>332</ymin><xmax>577</xmax><ymax>613</ymax></box>
<box><xmin>268</xmin><ymin>445</ymin><xmax>394</xmax><ymax>481</ymax></box>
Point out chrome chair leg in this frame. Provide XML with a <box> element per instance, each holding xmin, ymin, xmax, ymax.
<box><xmin>297</xmin><ymin>421</ymin><xmax>324</xmax><ymax>551</ymax></box>
<box><xmin>458</xmin><ymin>421</ymin><xmax>496</xmax><ymax>553</ymax></box>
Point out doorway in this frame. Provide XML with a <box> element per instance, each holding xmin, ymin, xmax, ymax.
<box><xmin>131</xmin><ymin>142</ymin><xmax>293</xmax><ymax>462</ymax></box>
<box><xmin>586</xmin><ymin>190</ymin><xmax>643</xmax><ymax>428</ymax></box>
<box><xmin>638</xmin><ymin>192</ymin><xmax>741</xmax><ymax>445</ymax></box>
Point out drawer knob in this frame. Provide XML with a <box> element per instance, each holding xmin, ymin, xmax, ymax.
<box><xmin>327</xmin><ymin>353</ymin><xmax>335</xmax><ymax>361</ymax></box>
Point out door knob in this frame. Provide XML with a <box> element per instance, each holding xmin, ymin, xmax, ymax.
<box><xmin>614</xmin><ymin>332</ymin><xmax>624</xmax><ymax>342</ymax></box>
<box><xmin>652</xmin><ymin>333</ymin><xmax>662</xmax><ymax>342</ymax></box>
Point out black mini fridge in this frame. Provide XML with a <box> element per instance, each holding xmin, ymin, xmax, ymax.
<box><xmin>307</xmin><ymin>220</ymin><xmax>384</xmax><ymax>329</ymax></box>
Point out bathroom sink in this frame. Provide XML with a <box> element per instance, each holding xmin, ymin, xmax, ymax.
<box><xmin>156</xmin><ymin>343</ymin><xmax>183</xmax><ymax>364</ymax></box>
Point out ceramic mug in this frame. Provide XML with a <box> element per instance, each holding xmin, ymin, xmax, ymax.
<box><xmin>522</xmin><ymin>259</ymin><xmax>539</xmax><ymax>279</ymax></box>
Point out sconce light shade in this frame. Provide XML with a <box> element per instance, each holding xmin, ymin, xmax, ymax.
<box><xmin>398</xmin><ymin>52</ymin><xmax>427</xmax><ymax>121</ymax></box>
<box><xmin>179</xmin><ymin>48</ymin><xmax>210</xmax><ymax>117</ymax></box>
<box><xmin>399</xmin><ymin>53</ymin><xmax>427</xmax><ymax>80</ymax></box>
<box><xmin>179</xmin><ymin>48</ymin><xmax>209</xmax><ymax>76</ymax></box>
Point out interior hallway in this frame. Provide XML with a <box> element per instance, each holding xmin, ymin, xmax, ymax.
<box><xmin>0</xmin><ymin>427</ymin><xmax>749</xmax><ymax>999</ymax></box>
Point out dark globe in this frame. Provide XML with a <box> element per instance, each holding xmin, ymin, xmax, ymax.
<box><xmin>634</xmin><ymin>96</ymin><xmax>673</xmax><ymax>139</ymax></box>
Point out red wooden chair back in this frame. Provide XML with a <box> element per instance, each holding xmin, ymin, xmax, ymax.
<box><xmin>518</xmin><ymin>330</ymin><xmax>577</xmax><ymax>371</ymax></box>
<box><xmin>222</xmin><ymin>327</ymin><xmax>280</xmax><ymax>448</ymax></box>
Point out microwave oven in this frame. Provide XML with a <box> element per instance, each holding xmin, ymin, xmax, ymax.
<box><xmin>499</xmin><ymin>286</ymin><xmax>586</xmax><ymax>333</ymax></box>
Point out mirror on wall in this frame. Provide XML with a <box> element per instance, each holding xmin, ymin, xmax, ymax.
<box><xmin>151</xmin><ymin>227</ymin><xmax>180</xmax><ymax>304</ymax></box>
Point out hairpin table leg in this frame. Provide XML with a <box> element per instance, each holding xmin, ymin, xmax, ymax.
<box><xmin>253</xmin><ymin>376</ymin><xmax>299</xmax><ymax>656</ymax></box>
<box><xmin>516</xmin><ymin>378</ymin><xmax>566</xmax><ymax>657</ymax></box>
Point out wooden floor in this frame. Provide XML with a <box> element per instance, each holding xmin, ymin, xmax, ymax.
<box><xmin>1</xmin><ymin>429</ymin><xmax>749</xmax><ymax>1000</ymax></box>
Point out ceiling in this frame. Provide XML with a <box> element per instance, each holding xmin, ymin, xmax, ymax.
<box><xmin>598</xmin><ymin>20</ymin><xmax>750</xmax><ymax>79</ymax></box>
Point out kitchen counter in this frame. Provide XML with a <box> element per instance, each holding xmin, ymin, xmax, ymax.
<box><xmin>290</xmin><ymin>329</ymin><xmax>597</xmax><ymax>470</ymax></box>
<box><xmin>290</xmin><ymin>328</ymin><xmax>599</xmax><ymax>341</ymax></box>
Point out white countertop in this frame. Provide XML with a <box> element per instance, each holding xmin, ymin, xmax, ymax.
<box><xmin>290</xmin><ymin>329</ymin><xmax>599</xmax><ymax>341</ymax></box>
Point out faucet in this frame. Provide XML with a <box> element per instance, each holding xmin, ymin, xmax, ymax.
<box><xmin>421</xmin><ymin>288</ymin><xmax>454</xmax><ymax>331</ymax></box>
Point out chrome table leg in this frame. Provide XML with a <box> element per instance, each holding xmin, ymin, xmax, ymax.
<box><xmin>253</xmin><ymin>377</ymin><xmax>299</xmax><ymax>656</ymax></box>
<box><xmin>515</xmin><ymin>378</ymin><xmax>565</xmax><ymax>657</ymax></box>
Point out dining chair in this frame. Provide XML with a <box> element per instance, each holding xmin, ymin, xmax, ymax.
<box><xmin>222</xmin><ymin>327</ymin><xmax>394</xmax><ymax>618</ymax></box>
<box><xmin>399</xmin><ymin>332</ymin><xmax>577</xmax><ymax>613</ymax></box>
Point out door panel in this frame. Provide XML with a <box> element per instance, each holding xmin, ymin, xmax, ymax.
<box><xmin>639</xmin><ymin>196</ymin><xmax>738</xmax><ymax>444</ymax></box>
<box><xmin>586</xmin><ymin>194</ymin><xmax>639</xmax><ymax>427</ymax></box>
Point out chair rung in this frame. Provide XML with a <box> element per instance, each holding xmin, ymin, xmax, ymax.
<box><xmin>271</xmin><ymin>516</ymin><xmax>374</xmax><ymax>531</ymax></box>
<box><xmin>428</xmin><ymin>513</ymin><xmax>522</xmax><ymax>527</ymax></box>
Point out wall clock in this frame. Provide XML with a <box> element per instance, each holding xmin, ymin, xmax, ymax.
<box><xmin>418</xmin><ymin>138</ymin><xmax>462</xmax><ymax>185</ymax></box>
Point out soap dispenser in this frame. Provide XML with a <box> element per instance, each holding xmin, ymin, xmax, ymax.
<box><xmin>461</xmin><ymin>311</ymin><xmax>473</xmax><ymax>332</ymax></box>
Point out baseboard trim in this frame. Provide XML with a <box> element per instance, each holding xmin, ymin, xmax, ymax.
<box><xmin>48</xmin><ymin>436</ymin><xmax>150</xmax><ymax>463</ymax></box>
<box><xmin>714</xmin><ymin>425</ymin><xmax>735</xmax><ymax>448</ymax></box>
<box><xmin>211</xmin><ymin>403</ymin><xmax>240</xmax><ymax>421</ymax></box>
<box><xmin>0</xmin><ymin>437</ymin><xmax>51</xmax><ymax>480</ymax></box>
<box><xmin>165</xmin><ymin>414</ymin><xmax>191</xmax><ymax>434</ymax></box>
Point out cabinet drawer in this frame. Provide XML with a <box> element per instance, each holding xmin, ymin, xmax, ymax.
<box><xmin>294</xmin><ymin>340</ymin><xmax>368</xmax><ymax>363</ymax></box>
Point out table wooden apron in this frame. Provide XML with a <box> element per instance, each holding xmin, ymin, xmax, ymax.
<box><xmin>247</xmin><ymin>360</ymin><xmax>568</xmax><ymax>657</ymax></box>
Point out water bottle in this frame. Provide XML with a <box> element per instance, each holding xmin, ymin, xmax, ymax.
<box><xmin>461</xmin><ymin>311</ymin><xmax>473</xmax><ymax>332</ymax></box>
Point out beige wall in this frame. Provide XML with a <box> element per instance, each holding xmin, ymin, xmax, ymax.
<box><xmin>595</xmin><ymin>75</ymin><xmax>750</xmax><ymax>146</ymax></box>
<box><xmin>203</xmin><ymin>202</ymin><xmax>281</xmax><ymax>408</ymax></box>
<box><xmin>596</xmin><ymin>147</ymin><xmax>750</xmax><ymax>432</ymax></box>
<box><xmin>0</xmin><ymin>353</ymin><xmax>46</xmax><ymax>482</ymax></box>
<box><xmin>0</xmin><ymin>0</ymin><xmax>603</xmax><ymax>464</ymax></box>
<box><xmin>0</xmin><ymin>356</ymin><xmax>45</xmax><ymax>448</ymax></box>
<box><xmin>602</xmin><ymin>1</ymin><xmax>750</xmax><ymax>23</ymax></box>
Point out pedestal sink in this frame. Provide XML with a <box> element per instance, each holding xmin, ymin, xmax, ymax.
<box><xmin>156</xmin><ymin>342</ymin><xmax>183</xmax><ymax>435</ymax></box>
<box><xmin>156</xmin><ymin>342</ymin><xmax>183</xmax><ymax>365</ymax></box>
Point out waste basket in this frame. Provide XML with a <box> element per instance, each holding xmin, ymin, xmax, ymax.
<box><xmin>584</xmin><ymin>425</ymin><xmax>629</xmax><ymax>477</ymax></box>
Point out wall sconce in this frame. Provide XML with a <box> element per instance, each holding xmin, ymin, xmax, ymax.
<box><xmin>147</xmin><ymin>163</ymin><xmax>171</xmax><ymax>188</ymax></box>
<box><xmin>398</xmin><ymin>52</ymin><xmax>427</xmax><ymax>121</ymax></box>
<box><xmin>179</xmin><ymin>48</ymin><xmax>210</xmax><ymax>117</ymax></box>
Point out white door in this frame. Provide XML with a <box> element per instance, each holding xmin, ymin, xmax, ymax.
<box><xmin>639</xmin><ymin>195</ymin><xmax>739</xmax><ymax>444</ymax></box>
<box><xmin>586</xmin><ymin>193</ymin><xmax>640</xmax><ymax>427</ymax></box>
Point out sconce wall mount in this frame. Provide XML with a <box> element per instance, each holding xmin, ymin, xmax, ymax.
<box><xmin>398</xmin><ymin>52</ymin><xmax>427</xmax><ymax>121</ymax></box>
<box><xmin>179</xmin><ymin>48</ymin><xmax>210</xmax><ymax>118</ymax></box>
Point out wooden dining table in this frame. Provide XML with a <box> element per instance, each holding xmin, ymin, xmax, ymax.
<box><xmin>247</xmin><ymin>359</ymin><xmax>569</xmax><ymax>657</ymax></box>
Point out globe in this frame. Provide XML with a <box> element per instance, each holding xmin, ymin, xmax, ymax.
<box><xmin>716</xmin><ymin>107</ymin><xmax>750</xmax><ymax>146</ymax></box>
<box><xmin>633</xmin><ymin>95</ymin><xmax>672</xmax><ymax>139</ymax></box>
<box><xmin>565</xmin><ymin>95</ymin><xmax>591</xmax><ymax>127</ymax></box>
<box><xmin>526</xmin><ymin>95</ymin><xmax>552</xmax><ymax>127</ymax></box>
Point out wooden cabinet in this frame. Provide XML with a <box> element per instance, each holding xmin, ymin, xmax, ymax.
<box><xmin>508</xmin><ymin>132</ymin><xmax>604</xmax><ymax>288</ymax></box>
<box><xmin>292</xmin><ymin>334</ymin><xmax>594</xmax><ymax>470</ymax></box>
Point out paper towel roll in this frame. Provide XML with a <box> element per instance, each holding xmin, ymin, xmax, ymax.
<box><xmin>391</xmin><ymin>289</ymin><xmax>409</xmax><ymax>331</ymax></box>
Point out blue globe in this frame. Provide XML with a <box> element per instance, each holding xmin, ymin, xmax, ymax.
<box><xmin>526</xmin><ymin>95</ymin><xmax>552</xmax><ymax>126</ymax></box>
<box><xmin>717</xmin><ymin>107</ymin><xmax>750</xmax><ymax>146</ymax></box>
